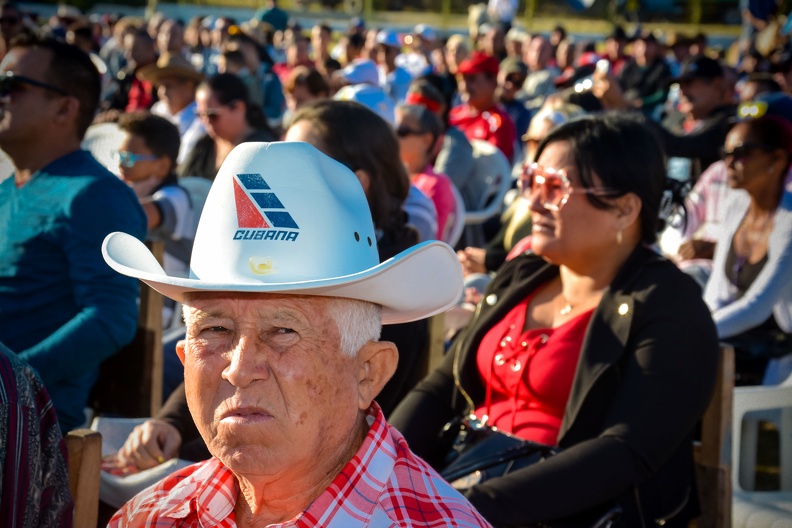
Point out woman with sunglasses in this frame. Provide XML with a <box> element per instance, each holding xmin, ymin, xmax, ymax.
<box><xmin>390</xmin><ymin>112</ymin><xmax>719</xmax><ymax>527</ymax></box>
<box><xmin>704</xmin><ymin>114</ymin><xmax>792</xmax><ymax>385</ymax></box>
<box><xmin>178</xmin><ymin>73</ymin><xmax>275</xmax><ymax>180</ymax></box>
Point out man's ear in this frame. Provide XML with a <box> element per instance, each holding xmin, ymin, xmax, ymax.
<box><xmin>353</xmin><ymin>168</ymin><xmax>371</xmax><ymax>195</ymax></box>
<box><xmin>355</xmin><ymin>341</ymin><xmax>398</xmax><ymax>410</ymax></box>
<box><xmin>175</xmin><ymin>340</ymin><xmax>187</xmax><ymax>365</ymax></box>
<box><xmin>53</xmin><ymin>96</ymin><xmax>79</xmax><ymax>128</ymax></box>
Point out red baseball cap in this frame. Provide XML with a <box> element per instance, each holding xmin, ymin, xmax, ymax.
<box><xmin>458</xmin><ymin>51</ymin><xmax>499</xmax><ymax>76</ymax></box>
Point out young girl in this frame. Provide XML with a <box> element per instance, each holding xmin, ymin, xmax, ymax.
<box><xmin>395</xmin><ymin>103</ymin><xmax>458</xmax><ymax>241</ymax></box>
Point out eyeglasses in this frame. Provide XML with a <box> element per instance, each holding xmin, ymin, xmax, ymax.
<box><xmin>0</xmin><ymin>71</ymin><xmax>69</xmax><ymax>98</ymax></box>
<box><xmin>719</xmin><ymin>143</ymin><xmax>774</xmax><ymax>163</ymax></box>
<box><xmin>117</xmin><ymin>151</ymin><xmax>160</xmax><ymax>168</ymax></box>
<box><xmin>395</xmin><ymin>125</ymin><xmax>424</xmax><ymax>138</ymax></box>
<box><xmin>519</xmin><ymin>163</ymin><xmax>620</xmax><ymax>211</ymax></box>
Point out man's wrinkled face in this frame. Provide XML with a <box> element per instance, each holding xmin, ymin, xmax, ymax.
<box><xmin>178</xmin><ymin>293</ymin><xmax>364</xmax><ymax>479</ymax></box>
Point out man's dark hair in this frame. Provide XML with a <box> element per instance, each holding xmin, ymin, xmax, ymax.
<box><xmin>118</xmin><ymin>111</ymin><xmax>181</xmax><ymax>172</ymax></box>
<box><xmin>9</xmin><ymin>33</ymin><xmax>100</xmax><ymax>138</ymax></box>
<box><xmin>745</xmin><ymin>72</ymin><xmax>783</xmax><ymax>95</ymax></box>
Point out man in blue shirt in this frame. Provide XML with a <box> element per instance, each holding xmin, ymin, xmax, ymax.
<box><xmin>0</xmin><ymin>35</ymin><xmax>147</xmax><ymax>432</ymax></box>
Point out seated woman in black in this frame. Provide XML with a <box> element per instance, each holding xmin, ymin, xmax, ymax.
<box><xmin>389</xmin><ymin>113</ymin><xmax>720</xmax><ymax>527</ymax></box>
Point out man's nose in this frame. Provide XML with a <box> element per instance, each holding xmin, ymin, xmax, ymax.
<box><xmin>222</xmin><ymin>336</ymin><xmax>270</xmax><ymax>388</ymax></box>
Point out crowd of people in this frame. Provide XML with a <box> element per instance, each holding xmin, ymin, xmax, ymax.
<box><xmin>1</xmin><ymin>0</ymin><xmax>792</xmax><ymax>526</ymax></box>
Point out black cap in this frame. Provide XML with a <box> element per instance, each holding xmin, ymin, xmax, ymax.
<box><xmin>674</xmin><ymin>55</ymin><xmax>723</xmax><ymax>83</ymax></box>
<box><xmin>608</xmin><ymin>26</ymin><xmax>630</xmax><ymax>42</ymax></box>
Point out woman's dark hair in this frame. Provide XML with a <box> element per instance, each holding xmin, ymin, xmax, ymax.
<box><xmin>199</xmin><ymin>73</ymin><xmax>273</xmax><ymax>135</ymax></box>
<box><xmin>118</xmin><ymin>111</ymin><xmax>181</xmax><ymax>172</ymax></box>
<box><xmin>290</xmin><ymin>100</ymin><xmax>410</xmax><ymax>237</ymax></box>
<box><xmin>397</xmin><ymin>103</ymin><xmax>442</xmax><ymax>154</ymax></box>
<box><xmin>534</xmin><ymin>112</ymin><xmax>667</xmax><ymax>245</ymax></box>
<box><xmin>738</xmin><ymin>115</ymin><xmax>792</xmax><ymax>166</ymax></box>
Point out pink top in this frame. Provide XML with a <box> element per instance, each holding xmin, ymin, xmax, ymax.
<box><xmin>412</xmin><ymin>164</ymin><xmax>457</xmax><ymax>241</ymax></box>
<box><xmin>474</xmin><ymin>291</ymin><xmax>594</xmax><ymax>446</ymax></box>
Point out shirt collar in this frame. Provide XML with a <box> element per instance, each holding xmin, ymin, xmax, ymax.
<box><xmin>159</xmin><ymin>458</ymin><xmax>238</xmax><ymax>524</ymax></box>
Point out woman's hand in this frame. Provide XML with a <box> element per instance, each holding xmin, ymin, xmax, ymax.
<box><xmin>116</xmin><ymin>419</ymin><xmax>182</xmax><ymax>471</ymax></box>
<box><xmin>457</xmin><ymin>247</ymin><xmax>487</xmax><ymax>276</ymax></box>
<box><xmin>677</xmin><ymin>239</ymin><xmax>716</xmax><ymax>261</ymax></box>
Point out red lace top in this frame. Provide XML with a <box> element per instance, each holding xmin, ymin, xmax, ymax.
<box><xmin>473</xmin><ymin>291</ymin><xmax>594</xmax><ymax>445</ymax></box>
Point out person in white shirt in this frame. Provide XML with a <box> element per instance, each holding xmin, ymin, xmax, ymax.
<box><xmin>138</xmin><ymin>53</ymin><xmax>205</xmax><ymax>164</ymax></box>
<box><xmin>374</xmin><ymin>29</ymin><xmax>413</xmax><ymax>104</ymax></box>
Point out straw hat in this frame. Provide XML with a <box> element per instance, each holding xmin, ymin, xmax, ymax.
<box><xmin>136</xmin><ymin>53</ymin><xmax>204</xmax><ymax>84</ymax></box>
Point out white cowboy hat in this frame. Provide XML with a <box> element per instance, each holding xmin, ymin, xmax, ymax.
<box><xmin>102</xmin><ymin>141</ymin><xmax>462</xmax><ymax>325</ymax></box>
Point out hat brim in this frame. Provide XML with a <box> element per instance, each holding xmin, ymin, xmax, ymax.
<box><xmin>103</xmin><ymin>232</ymin><xmax>463</xmax><ymax>325</ymax></box>
<box><xmin>137</xmin><ymin>64</ymin><xmax>204</xmax><ymax>84</ymax></box>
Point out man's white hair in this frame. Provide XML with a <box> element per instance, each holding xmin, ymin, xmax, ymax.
<box><xmin>329</xmin><ymin>298</ymin><xmax>382</xmax><ymax>356</ymax></box>
<box><xmin>182</xmin><ymin>294</ymin><xmax>382</xmax><ymax>357</ymax></box>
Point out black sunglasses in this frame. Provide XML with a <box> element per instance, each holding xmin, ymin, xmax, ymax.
<box><xmin>395</xmin><ymin>125</ymin><xmax>424</xmax><ymax>138</ymax></box>
<box><xmin>719</xmin><ymin>143</ymin><xmax>775</xmax><ymax>162</ymax></box>
<box><xmin>0</xmin><ymin>72</ymin><xmax>69</xmax><ymax>98</ymax></box>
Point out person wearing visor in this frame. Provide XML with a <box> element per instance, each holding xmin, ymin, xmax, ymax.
<box><xmin>390</xmin><ymin>113</ymin><xmax>719</xmax><ymax>527</ymax></box>
<box><xmin>103</xmin><ymin>140</ymin><xmax>489</xmax><ymax>527</ymax></box>
<box><xmin>704</xmin><ymin>92</ymin><xmax>792</xmax><ymax>385</ymax></box>
<box><xmin>0</xmin><ymin>35</ymin><xmax>146</xmax><ymax>431</ymax></box>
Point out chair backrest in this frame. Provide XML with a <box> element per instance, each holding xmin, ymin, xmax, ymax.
<box><xmin>179</xmin><ymin>176</ymin><xmax>214</xmax><ymax>232</ymax></box>
<box><xmin>732</xmin><ymin>351</ymin><xmax>792</xmax><ymax>494</ymax></box>
<box><xmin>81</xmin><ymin>122</ymin><xmax>126</xmax><ymax>176</ymax></box>
<box><xmin>692</xmin><ymin>344</ymin><xmax>734</xmax><ymax>528</ymax></box>
<box><xmin>444</xmin><ymin>183</ymin><xmax>467</xmax><ymax>248</ymax></box>
<box><xmin>66</xmin><ymin>428</ymin><xmax>102</xmax><ymax>528</ymax></box>
<box><xmin>465</xmin><ymin>139</ymin><xmax>513</xmax><ymax>225</ymax></box>
<box><xmin>90</xmin><ymin>241</ymin><xmax>164</xmax><ymax>418</ymax></box>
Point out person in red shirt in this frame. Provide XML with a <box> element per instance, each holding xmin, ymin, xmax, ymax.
<box><xmin>449</xmin><ymin>50</ymin><xmax>517</xmax><ymax>162</ymax></box>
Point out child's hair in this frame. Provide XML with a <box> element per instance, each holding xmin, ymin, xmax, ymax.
<box><xmin>118</xmin><ymin>111</ymin><xmax>181</xmax><ymax>173</ymax></box>
<box><xmin>220</xmin><ymin>48</ymin><xmax>247</xmax><ymax>72</ymax></box>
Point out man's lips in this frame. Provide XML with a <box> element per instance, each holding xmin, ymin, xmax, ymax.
<box><xmin>218</xmin><ymin>406</ymin><xmax>273</xmax><ymax>423</ymax></box>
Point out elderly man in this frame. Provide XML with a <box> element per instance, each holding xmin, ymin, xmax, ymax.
<box><xmin>103</xmin><ymin>141</ymin><xmax>489</xmax><ymax>527</ymax></box>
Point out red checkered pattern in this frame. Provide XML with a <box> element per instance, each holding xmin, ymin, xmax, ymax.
<box><xmin>109</xmin><ymin>403</ymin><xmax>491</xmax><ymax>527</ymax></box>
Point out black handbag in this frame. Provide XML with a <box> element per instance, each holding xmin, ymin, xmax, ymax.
<box><xmin>432</xmin><ymin>415</ymin><xmax>622</xmax><ymax>528</ymax></box>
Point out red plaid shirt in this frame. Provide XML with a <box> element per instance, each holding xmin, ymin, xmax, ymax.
<box><xmin>109</xmin><ymin>403</ymin><xmax>491</xmax><ymax>527</ymax></box>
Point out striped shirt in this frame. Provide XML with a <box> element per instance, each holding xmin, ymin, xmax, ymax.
<box><xmin>109</xmin><ymin>403</ymin><xmax>491</xmax><ymax>527</ymax></box>
<box><xmin>0</xmin><ymin>344</ymin><xmax>73</xmax><ymax>527</ymax></box>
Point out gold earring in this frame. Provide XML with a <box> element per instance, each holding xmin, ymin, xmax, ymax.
<box><xmin>616</xmin><ymin>229</ymin><xmax>623</xmax><ymax>245</ymax></box>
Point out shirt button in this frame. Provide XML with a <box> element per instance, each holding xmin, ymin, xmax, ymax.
<box><xmin>618</xmin><ymin>303</ymin><xmax>629</xmax><ymax>315</ymax></box>
<box><xmin>539</xmin><ymin>334</ymin><xmax>549</xmax><ymax>344</ymax></box>
<box><xmin>494</xmin><ymin>353</ymin><xmax>505</xmax><ymax>366</ymax></box>
<box><xmin>486</xmin><ymin>294</ymin><xmax>498</xmax><ymax>306</ymax></box>
<box><xmin>510</xmin><ymin>359</ymin><xmax>522</xmax><ymax>372</ymax></box>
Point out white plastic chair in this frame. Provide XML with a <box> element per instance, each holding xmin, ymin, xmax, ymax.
<box><xmin>732</xmin><ymin>370</ymin><xmax>792</xmax><ymax>527</ymax></box>
<box><xmin>178</xmin><ymin>176</ymin><xmax>213</xmax><ymax>233</ymax></box>
<box><xmin>82</xmin><ymin>122</ymin><xmax>126</xmax><ymax>176</ymax></box>
<box><xmin>444</xmin><ymin>183</ymin><xmax>466</xmax><ymax>248</ymax></box>
<box><xmin>463</xmin><ymin>140</ymin><xmax>514</xmax><ymax>247</ymax></box>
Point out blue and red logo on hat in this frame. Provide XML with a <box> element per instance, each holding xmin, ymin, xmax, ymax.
<box><xmin>232</xmin><ymin>173</ymin><xmax>299</xmax><ymax>242</ymax></box>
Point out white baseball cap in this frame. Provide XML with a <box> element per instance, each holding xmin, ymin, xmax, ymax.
<box><xmin>102</xmin><ymin>142</ymin><xmax>462</xmax><ymax>325</ymax></box>
<box><xmin>337</xmin><ymin>58</ymin><xmax>380</xmax><ymax>86</ymax></box>
<box><xmin>334</xmin><ymin>84</ymin><xmax>395</xmax><ymax>126</ymax></box>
